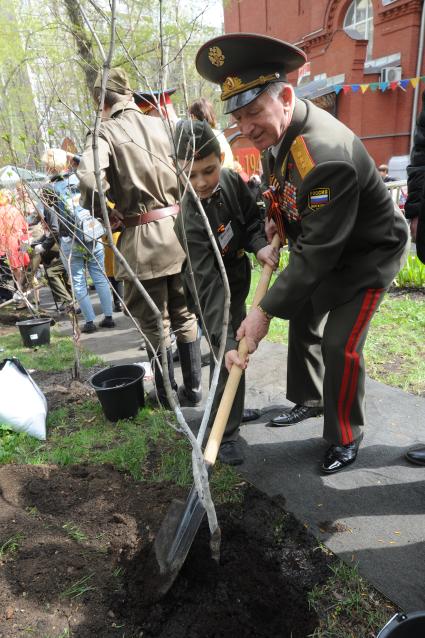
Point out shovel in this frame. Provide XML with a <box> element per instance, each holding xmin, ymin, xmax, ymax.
<box><xmin>150</xmin><ymin>234</ymin><xmax>281</xmax><ymax>599</ymax></box>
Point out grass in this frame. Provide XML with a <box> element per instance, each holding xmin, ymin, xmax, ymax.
<box><xmin>248</xmin><ymin>264</ymin><xmax>425</xmax><ymax>395</ymax></box>
<box><xmin>364</xmin><ymin>294</ymin><xmax>425</xmax><ymax>395</ymax></box>
<box><xmin>395</xmin><ymin>254</ymin><xmax>425</xmax><ymax>287</ymax></box>
<box><xmin>0</xmin><ymin>532</ymin><xmax>24</xmax><ymax>560</ymax></box>
<box><xmin>62</xmin><ymin>522</ymin><xmax>87</xmax><ymax>543</ymax></box>
<box><xmin>308</xmin><ymin>561</ymin><xmax>396</xmax><ymax>638</ymax></box>
<box><xmin>59</xmin><ymin>573</ymin><xmax>96</xmax><ymax>599</ymax></box>
<box><xmin>0</xmin><ymin>399</ymin><xmax>242</xmax><ymax>503</ymax></box>
<box><xmin>0</xmin><ymin>331</ymin><xmax>102</xmax><ymax>372</ymax></box>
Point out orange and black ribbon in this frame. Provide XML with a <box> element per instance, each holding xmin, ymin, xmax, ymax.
<box><xmin>263</xmin><ymin>183</ymin><xmax>286</xmax><ymax>245</ymax></box>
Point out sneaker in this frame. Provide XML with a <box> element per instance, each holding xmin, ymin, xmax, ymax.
<box><xmin>113</xmin><ymin>302</ymin><xmax>122</xmax><ymax>313</ymax></box>
<box><xmin>99</xmin><ymin>316</ymin><xmax>116</xmax><ymax>328</ymax></box>
<box><xmin>81</xmin><ymin>321</ymin><xmax>97</xmax><ymax>334</ymax></box>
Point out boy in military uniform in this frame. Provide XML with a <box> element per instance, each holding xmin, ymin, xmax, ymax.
<box><xmin>195</xmin><ymin>34</ymin><xmax>409</xmax><ymax>473</ymax></box>
<box><xmin>174</xmin><ymin>120</ymin><xmax>278</xmax><ymax>465</ymax></box>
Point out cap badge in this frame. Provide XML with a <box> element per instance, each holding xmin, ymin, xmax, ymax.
<box><xmin>222</xmin><ymin>75</ymin><xmax>243</xmax><ymax>96</ymax></box>
<box><xmin>208</xmin><ymin>46</ymin><xmax>225</xmax><ymax>67</ymax></box>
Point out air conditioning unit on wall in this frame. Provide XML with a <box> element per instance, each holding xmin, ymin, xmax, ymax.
<box><xmin>380</xmin><ymin>67</ymin><xmax>402</xmax><ymax>83</ymax></box>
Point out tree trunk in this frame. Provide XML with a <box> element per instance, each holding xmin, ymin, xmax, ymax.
<box><xmin>63</xmin><ymin>0</ymin><xmax>98</xmax><ymax>91</ymax></box>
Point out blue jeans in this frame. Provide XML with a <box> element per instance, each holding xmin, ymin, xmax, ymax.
<box><xmin>60</xmin><ymin>238</ymin><xmax>113</xmax><ymax>322</ymax></box>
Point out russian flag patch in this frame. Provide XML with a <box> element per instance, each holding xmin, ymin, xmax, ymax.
<box><xmin>308</xmin><ymin>188</ymin><xmax>330</xmax><ymax>210</ymax></box>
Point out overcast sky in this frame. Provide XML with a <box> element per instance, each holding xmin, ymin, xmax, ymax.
<box><xmin>182</xmin><ymin>0</ymin><xmax>224</xmax><ymax>29</ymax></box>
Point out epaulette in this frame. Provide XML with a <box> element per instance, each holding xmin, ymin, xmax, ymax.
<box><xmin>290</xmin><ymin>136</ymin><xmax>315</xmax><ymax>179</ymax></box>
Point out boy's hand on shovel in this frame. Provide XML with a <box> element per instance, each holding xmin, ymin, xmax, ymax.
<box><xmin>224</xmin><ymin>349</ymin><xmax>249</xmax><ymax>373</ymax></box>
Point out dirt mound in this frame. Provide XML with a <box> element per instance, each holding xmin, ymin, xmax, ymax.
<box><xmin>0</xmin><ymin>464</ymin><xmax>331</xmax><ymax>637</ymax></box>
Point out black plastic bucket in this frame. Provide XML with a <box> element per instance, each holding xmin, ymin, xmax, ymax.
<box><xmin>377</xmin><ymin>612</ymin><xmax>425</xmax><ymax>637</ymax></box>
<box><xmin>89</xmin><ymin>364</ymin><xmax>145</xmax><ymax>422</ymax></box>
<box><xmin>16</xmin><ymin>318</ymin><xmax>52</xmax><ymax>348</ymax></box>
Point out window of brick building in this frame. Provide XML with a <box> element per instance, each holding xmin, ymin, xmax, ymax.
<box><xmin>343</xmin><ymin>0</ymin><xmax>374</xmax><ymax>60</ymax></box>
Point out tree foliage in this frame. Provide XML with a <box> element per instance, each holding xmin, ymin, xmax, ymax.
<box><xmin>0</xmin><ymin>0</ymin><xmax>223</xmax><ymax>166</ymax></box>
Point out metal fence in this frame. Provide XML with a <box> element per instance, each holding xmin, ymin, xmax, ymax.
<box><xmin>386</xmin><ymin>180</ymin><xmax>408</xmax><ymax>210</ymax></box>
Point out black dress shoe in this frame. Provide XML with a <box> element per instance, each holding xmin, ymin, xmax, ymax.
<box><xmin>405</xmin><ymin>446</ymin><xmax>425</xmax><ymax>466</ymax></box>
<box><xmin>267</xmin><ymin>404</ymin><xmax>323</xmax><ymax>427</ymax></box>
<box><xmin>242</xmin><ymin>408</ymin><xmax>261</xmax><ymax>423</ymax></box>
<box><xmin>217</xmin><ymin>440</ymin><xmax>244</xmax><ymax>466</ymax></box>
<box><xmin>321</xmin><ymin>434</ymin><xmax>363</xmax><ymax>474</ymax></box>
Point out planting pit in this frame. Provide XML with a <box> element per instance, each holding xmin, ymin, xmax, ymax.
<box><xmin>0</xmin><ymin>457</ymin><xmax>334</xmax><ymax>638</ymax></box>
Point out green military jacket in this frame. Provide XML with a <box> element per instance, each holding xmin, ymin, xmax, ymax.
<box><xmin>175</xmin><ymin>169</ymin><xmax>268</xmax><ymax>351</ymax></box>
<box><xmin>260</xmin><ymin>98</ymin><xmax>409</xmax><ymax>319</ymax></box>
<box><xmin>78</xmin><ymin>101</ymin><xmax>184</xmax><ymax>281</ymax></box>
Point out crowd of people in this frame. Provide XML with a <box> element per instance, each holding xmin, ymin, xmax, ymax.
<box><xmin>0</xmin><ymin>32</ymin><xmax>423</xmax><ymax>472</ymax></box>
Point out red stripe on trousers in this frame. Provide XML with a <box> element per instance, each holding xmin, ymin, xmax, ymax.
<box><xmin>337</xmin><ymin>289</ymin><xmax>382</xmax><ymax>445</ymax></box>
<box><xmin>343</xmin><ymin>289</ymin><xmax>383</xmax><ymax>442</ymax></box>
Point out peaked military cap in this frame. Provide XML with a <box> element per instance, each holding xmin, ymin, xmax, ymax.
<box><xmin>93</xmin><ymin>67</ymin><xmax>131</xmax><ymax>94</ymax></box>
<box><xmin>196</xmin><ymin>33</ymin><xmax>306</xmax><ymax>114</ymax></box>
<box><xmin>174</xmin><ymin>120</ymin><xmax>221</xmax><ymax>161</ymax></box>
<box><xmin>133</xmin><ymin>88</ymin><xmax>177</xmax><ymax>113</ymax></box>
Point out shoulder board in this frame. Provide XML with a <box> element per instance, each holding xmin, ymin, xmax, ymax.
<box><xmin>290</xmin><ymin>136</ymin><xmax>316</xmax><ymax>179</ymax></box>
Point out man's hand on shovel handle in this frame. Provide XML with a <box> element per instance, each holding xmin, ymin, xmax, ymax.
<box><xmin>236</xmin><ymin>307</ymin><xmax>272</xmax><ymax>356</ymax></box>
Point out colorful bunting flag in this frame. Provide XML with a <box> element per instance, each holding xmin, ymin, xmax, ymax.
<box><xmin>324</xmin><ymin>74</ymin><xmax>425</xmax><ymax>96</ymax></box>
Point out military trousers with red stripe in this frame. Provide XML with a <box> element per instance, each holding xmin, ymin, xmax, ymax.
<box><xmin>286</xmin><ymin>288</ymin><xmax>385</xmax><ymax>446</ymax></box>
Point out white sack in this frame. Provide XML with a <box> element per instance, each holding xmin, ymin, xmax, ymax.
<box><xmin>0</xmin><ymin>358</ymin><xmax>47</xmax><ymax>440</ymax></box>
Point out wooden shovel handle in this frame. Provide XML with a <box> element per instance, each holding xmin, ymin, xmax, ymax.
<box><xmin>204</xmin><ymin>234</ymin><xmax>281</xmax><ymax>465</ymax></box>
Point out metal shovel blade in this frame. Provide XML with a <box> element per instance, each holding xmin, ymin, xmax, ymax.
<box><xmin>153</xmin><ymin>483</ymin><xmax>206</xmax><ymax>596</ymax></box>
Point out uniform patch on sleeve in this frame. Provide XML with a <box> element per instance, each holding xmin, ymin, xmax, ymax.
<box><xmin>308</xmin><ymin>188</ymin><xmax>330</xmax><ymax>210</ymax></box>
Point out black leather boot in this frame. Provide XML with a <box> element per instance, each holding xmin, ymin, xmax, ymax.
<box><xmin>177</xmin><ymin>339</ymin><xmax>203</xmax><ymax>407</ymax></box>
<box><xmin>150</xmin><ymin>347</ymin><xmax>178</xmax><ymax>409</ymax></box>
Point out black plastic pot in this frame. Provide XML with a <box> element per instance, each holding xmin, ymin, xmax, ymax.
<box><xmin>16</xmin><ymin>318</ymin><xmax>52</xmax><ymax>348</ymax></box>
<box><xmin>89</xmin><ymin>364</ymin><xmax>145</xmax><ymax>422</ymax></box>
<box><xmin>377</xmin><ymin>612</ymin><xmax>425</xmax><ymax>637</ymax></box>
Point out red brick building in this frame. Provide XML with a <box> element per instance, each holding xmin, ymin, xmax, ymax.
<box><xmin>223</xmin><ymin>0</ymin><xmax>425</xmax><ymax>165</ymax></box>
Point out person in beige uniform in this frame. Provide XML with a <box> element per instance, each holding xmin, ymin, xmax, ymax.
<box><xmin>196</xmin><ymin>34</ymin><xmax>409</xmax><ymax>473</ymax></box>
<box><xmin>78</xmin><ymin>68</ymin><xmax>201</xmax><ymax>408</ymax></box>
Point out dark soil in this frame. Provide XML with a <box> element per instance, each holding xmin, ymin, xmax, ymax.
<box><xmin>0</xmin><ymin>368</ymin><xmax>336</xmax><ymax>638</ymax></box>
<box><xmin>387</xmin><ymin>284</ymin><xmax>425</xmax><ymax>301</ymax></box>
<box><xmin>0</xmin><ymin>462</ymin><xmax>331</xmax><ymax>638</ymax></box>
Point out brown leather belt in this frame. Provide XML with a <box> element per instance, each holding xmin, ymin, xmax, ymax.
<box><xmin>123</xmin><ymin>204</ymin><xmax>179</xmax><ymax>228</ymax></box>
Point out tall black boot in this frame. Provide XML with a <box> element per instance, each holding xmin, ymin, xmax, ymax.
<box><xmin>109</xmin><ymin>277</ymin><xmax>123</xmax><ymax>312</ymax></box>
<box><xmin>177</xmin><ymin>339</ymin><xmax>202</xmax><ymax>407</ymax></box>
<box><xmin>149</xmin><ymin>347</ymin><xmax>178</xmax><ymax>409</ymax></box>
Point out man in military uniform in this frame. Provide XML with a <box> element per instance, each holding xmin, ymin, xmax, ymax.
<box><xmin>77</xmin><ymin>68</ymin><xmax>201</xmax><ymax>408</ymax></box>
<box><xmin>196</xmin><ymin>34</ymin><xmax>409</xmax><ymax>473</ymax></box>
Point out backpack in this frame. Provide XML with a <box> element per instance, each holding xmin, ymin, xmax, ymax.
<box><xmin>53</xmin><ymin>173</ymin><xmax>105</xmax><ymax>244</ymax></box>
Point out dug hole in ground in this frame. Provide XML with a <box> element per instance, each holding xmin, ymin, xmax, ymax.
<box><xmin>0</xmin><ymin>366</ymin><xmax>335</xmax><ymax>638</ymax></box>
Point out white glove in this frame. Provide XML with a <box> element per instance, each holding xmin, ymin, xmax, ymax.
<box><xmin>33</xmin><ymin>244</ymin><xmax>45</xmax><ymax>254</ymax></box>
